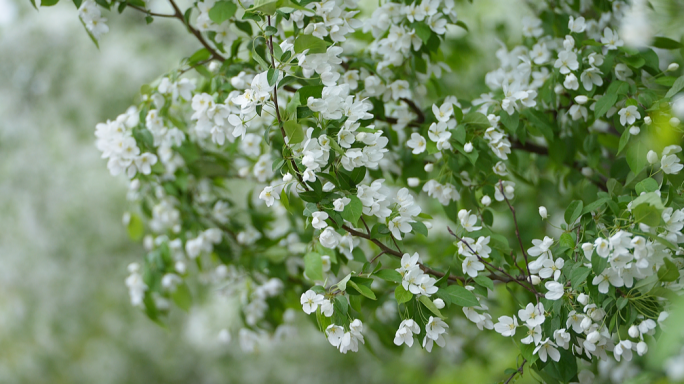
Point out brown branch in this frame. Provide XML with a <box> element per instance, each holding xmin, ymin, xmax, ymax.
<box><xmin>510</xmin><ymin>139</ymin><xmax>607</xmax><ymax>191</ymax></box>
<box><xmin>447</xmin><ymin>227</ymin><xmax>541</xmax><ymax>297</ymax></box>
<box><xmin>504</xmin><ymin>359</ymin><xmax>527</xmax><ymax>384</ymax></box>
<box><xmin>340</xmin><ymin>224</ymin><xmax>463</xmax><ymax>283</ymax></box>
<box><xmin>266</xmin><ymin>16</ymin><xmax>309</xmax><ymax>191</ymax></box>
<box><xmin>400</xmin><ymin>97</ymin><xmax>425</xmax><ymax>123</ymax></box>
<box><xmin>498</xmin><ymin>181</ymin><xmax>538</xmax><ymax>300</ymax></box>
<box><xmin>155</xmin><ymin>0</ymin><xmax>227</xmax><ymax>62</ymax></box>
<box><xmin>127</xmin><ymin>4</ymin><xmax>176</xmax><ymax>17</ymax></box>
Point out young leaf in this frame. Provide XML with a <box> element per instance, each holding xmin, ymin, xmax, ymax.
<box><xmin>283</xmin><ymin>120</ymin><xmax>304</xmax><ymax>144</ymax></box>
<box><xmin>564</xmin><ymin>200</ymin><xmax>584</xmax><ymax>225</ymax></box>
<box><xmin>375</xmin><ymin>269</ymin><xmax>402</xmax><ymax>283</ymax></box>
<box><xmin>294</xmin><ymin>34</ymin><xmax>330</xmax><ymax>54</ymax></box>
<box><xmin>304</xmin><ymin>252</ymin><xmax>323</xmax><ymax>281</ymax></box>
<box><xmin>395</xmin><ymin>285</ymin><xmax>413</xmax><ymax>304</ymax></box>
<box><xmin>443</xmin><ymin>285</ymin><xmax>479</xmax><ymax>307</ymax></box>
<box><xmin>418</xmin><ymin>295</ymin><xmax>445</xmax><ymax>319</ymax></box>
<box><xmin>341</xmin><ymin>196</ymin><xmax>363</xmax><ymax>225</ymax></box>
<box><xmin>208</xmin><ymin>1</ymin><xmax>237</xmax><ymax>24</ymax></box>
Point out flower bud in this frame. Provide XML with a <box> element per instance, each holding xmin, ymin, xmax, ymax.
<box><xmin>670</xmin><ymin>117</ymin><xmax>681</xmax><ymax>126</ymax></box>
<box><xmin>629</xmin><ymin>126</ymin><xmax>640</xmax><ymax>135</ymax></box>
<box><xmin>628</xmin><ymin>325</ymin><xmax>640</xmax><ymax>338</ymax></box>
<box><xmin>407</xmin><ymin>177</ymin><xmax>420</xmax><ymax>187</ymax></box>
<box><xmin>175</xmin><ymin>261</ymin><xmax>187</xmax><ymax>274</ymax></box>
<box><xmin>644</xmin><ymin>116</ymin><xmax>652</xmax><ymax>125</ymax></box>
<box><xmin>424</xmin><ymin>163</ymin><xmax>434</xmax><ymax>172</ymax></box>
<box><xmin>668</xmin><ymin>63</ymin><xmax>680</xmax><ymax>72</ymax></box>
<box><xmin>577</xmin><ymin>293</ymin><xmax>589</xmax><ymax>306</ymax></box>
<box><xmin>574</xmin><ymin>95</ymin><xmax>589</xmax><ymax>105</ymax></box>
<box><xmin>323</xmin><ymin>182</ymin><xmax>335</xmax><ymax>192</ymax></box>
<box><xmin>481</xmin><ymin>195</ymin><xmax>492</xmax><ymax>206</ymax></box>
<box><xmin>580</xmin><ymin>316</ymin><xmax>593</xmax><ymax>331</ymax></box>
<box><xmin>637</xmin><ymin>341</ymin><xmax>648</xmax><ymax>356</ymax></box>
<box><xmin>424</xmin><ymin>221</ymin><xmax>432</xmax><ymax>229</ymax></box>
<box><xmin>464</xmin><ymin>142</ymin><xmax>474</xmax><ymax>153</ymax></box>
<box><xmin>433</xmin><ymin>298</ymin><xmax>445</xmax><ymax>309</ymax></box>
<box><xmin>283</xmin><ymin>173</ymin><xmax>293</xmax><ymax>182</ymax></box>
<box><xmin>539</xmin><ymin>206</ymin><xmax>548</xmax><ymax>219</ymax></box>
<box><xmin>647</xmin><ymin>150</ymin><xmax>659</xmax><ymax>164</ymax></box>
<box><xmin>581</xmin><ymin>167</ymin><xmax>593</xmax><ymax>177</ymax></box>
<box><xmin>530</xmin><ymin>275</ymin><xmax>541</xmax><ymax>285</ymax></box>
<box><xmin>586</xmin><ymin>330</ymin><xmax>601</xmax><ymax>344</ymax></box>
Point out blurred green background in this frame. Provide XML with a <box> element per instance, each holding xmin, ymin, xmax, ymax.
<box><xmin>2</xmin><ymin>0</ymin><xmax>684</xmax><ymax>382</ymax></box>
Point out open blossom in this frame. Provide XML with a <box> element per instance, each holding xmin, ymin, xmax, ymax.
<box><xmin>601</xmin><ymin>28</ymin><xmax>624</xmax><ymax>50</ymax></box>
<box><xmin>423</xmin><ymin>316</ymin><xmax>448</xmax><ymax>352</ymax></box>
<box><xmin>300</xmin><ymin>290</ymin><xmax>324</xmax><ymax>314</ymax></box>
<box><xmin>394</xmin><ymin>319</ymin><xmax>420</xmax><ymax>347</ymax></box>
<box><xmin>458</xmin><ymin>209</ymin><xmax>481</xmax><ymax>232</ymax></box>
<box><xmin>545</xmin><ymin>281</ymin><xmax>564</xmax><ymax>300</ymax></box>
<box><xmin>518</xmin><ymin>302</ymin><xmax>545</xmax><ymax>327</ymax></box>
<box><xmin>618</xmin><ymin>105</ymin><xmax>640</xmax><ymax>126</ymax></box>
<box><xmin>407</xmin><ymin>133</ymin><xmax>427</xmax><ymax>154</ymax></box>
<box><xmin>494</xmin><ymin>315</ymin><xmax>518</xmax><ymax>337</ymax></box>
<box><xmin>534</xmin><ymin>338</ymin><xmax>561</xmax><ymax>362</ymax></box>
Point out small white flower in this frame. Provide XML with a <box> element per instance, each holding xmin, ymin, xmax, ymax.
<box><xmin>311</xmin><ymin>211</ymin><xmax>329</xmax><ymax>229</ymax></box>
<box><xmin>300</xmin><ymin>290</ymin><xmax>324</xmax><ymax>314</ymax></box>
<box><xmin>394</xmin><ymin>319</ymin><xmax>420</xmax><ymax>347</ymax></box>
<box><xmin>539</xmin><ymin>206</ymin><xmax>548</xmax><ymax>219</ymax></box>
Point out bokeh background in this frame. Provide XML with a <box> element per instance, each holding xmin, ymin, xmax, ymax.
<box><xmin>1</xmin><ymin>0</ymin><xmax>684</xmax><ymax>383</ymax></box>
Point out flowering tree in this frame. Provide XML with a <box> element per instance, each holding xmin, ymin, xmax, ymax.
<box><xmin>36</xmin><ymin>0</ymin><xmax>684</xmax><ymax>381</ymax></box>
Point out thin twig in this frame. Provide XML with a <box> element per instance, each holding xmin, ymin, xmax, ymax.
<box><xmin>370</xmin><ymin>251</ymin><xmax>385</xmax><ymax>264</ymax></box>
<box><xmin>266</xmin><ymin>16</ymin><xmax>309</xmax><ymax>191</ymax></box>
<box><xmin>447</xmin><ymin>227</ymin><xmax>540</xmax><ymax>296</ymax></box>
<box><xmin>504</xmin><ymin>359</ymin><xmax>527</xmax><ymax>384</ymax></box>
<box><xmin>127</xmin><ymin>4</ymin><xmax>176</xmax><ymax>18</ymax></box>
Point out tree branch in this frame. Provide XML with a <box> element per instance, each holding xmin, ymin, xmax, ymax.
<box><xmin>504</xmin><ymin>359</ymin><xmax>527</xmax><ymax>384</ymax></box>
<box><xmin>510</xmin><ymin>139</ymin><xmax>608</xmax><ymax>191</ymax></box>
<box><xmin>266</xmin><ymin>16</ymin><xmax>310</xmax><ymax>191</ymax></box>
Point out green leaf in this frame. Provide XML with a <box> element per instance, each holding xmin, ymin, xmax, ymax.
<box><xmin>455</xmin><ymin>20</ymin><xmax>468</xmax><ymax>31</ymax></box>
<box><xmin>462</xmin><ymin>112</ymin><xmax>490</xmax><ymax>128</ymax></box>
<box><xmin>626</xmin><ymin>140</ymin><xmax>649</xmax><ymax>175</ymax></box>
<box><xmin>571</xmin><ymin>267</ymin><xmax>591</xmax><ymax>289</ymax></box>
<box><xmin>395</xmin><ymin>285</ymin><xmax>413</xmax><ymax>304</ymax></box>
<box><xmin>304</xmin><ymin>252</ymin><xmax>323</xmax><ymax>281</ymax></box>
<box><xmin>412</xmin><ymin>22</ymin><xmax>432</xmax><ymax>44</ymax></box>
<box><xmin>267</xmin><ymin>68</ymin><xmax>279</xmax><ymax>86</ymax></box>
<box><xmin>659</xmin><ymin>258</ymin><xmax>680</xmax><ymax>282</ymax></box>
<box><xmin>410</xmin><ymin>221</ymin><xmax>428</xmax><ymax>237</ymax></box>
<box><xmin>347</xmin><ymin>280</ymin><xmax>376</xmax><ymax>300</ymax></box>
<box><xmin>418</xmin><ymin>295</ymin><xmax>445</xmax><ymax>319</ymax></box>
<box><xmin>337</xmin><ymin>273</ymin><xmax>351</xmax><ymax>291</ymax></box>
<box><xmin>500</xmin><ymin>111</ymin><xmax>519</xmax><ymax>133</ymax></box>
<box><xmin>296</xmin><ymin>85</ymin><xmax>324</xmax><ymax>104</ymax></box>
<box><xmin>564</xmin><ymin>200</ymin><xmax>584</xmax><ymax>225</ymax></box>
<box><xmin>127</xmin><ymin>213</ymin><xmax>144</xmax><ymax>241</ymax></box>
<box><xmin>636</xmin><ymin>177</ymin><xmax>659</xmax><ymax>194</ymax></box>
<box><xmin>595</xmin><ymin>93</ymin><xmax>618</xmax><ymax>118</ymax></box>
<box><xmin>187</xmin><ymin>48</ymin><xmax>211</xmax><ymax>66</ymax></box>
<box><xmin>294</xmin><ymin>34</ymin><xmax>330</xmax><ymax>54</ymax></box>
<box><xmin>656</xmin><ymin>76</ymin><xmax>678</xmax><ymax>87</ymax></box>
<box><xmin>592</xmin><ymin>252</ymin><xmax>608</xmax><ymax>276</ymax></box>
<box><xmin>375</xmin><ymin>269</ymin><xmax>402</xmax><ymax>283</ymax></box>
<box><xmin>666</xmin><ymin>76</ymin><xmax>684</xmax><ymax>98</ymax></box>
<box><xmin>40</xmin><ymin>0</ymin><xmax>60</xmax><ymax>6</ymax></box>
<box><xmin>171</xmin><ymin>283</ymin><xmax>192</xmax><ymax>312</ymax></box>
<box><xmin>473</xmin><ymin>276</ymin><xmax>494</xmax><ymax>291</ymax></box>
<box><xmin>250</xmin><ymin>0</ymin><xmax>277</xmax><ymax>14</ymax></box>
<box><xmin>617</xmin><ymin>127</ymin><xmax>630</xmax><ymax>155</ymax></box>
<box><xmin>653</xmin><ymin>36</ymin><xmax>683</xmax><ymax>50</ymax></box>
<box><xmin>522</xmin><ymin>109</ymin><xmax>555</xmax><ymax>143</ymax></box>
<box><xmin>341</xmin><ymin>196</ymin><xmax>363</xmax><ymax>225</ymax></box>
<box><xmin>283</xmin><ymin>120</ymin><xmax>304</xmax><ymax>144</ymax></box>
<box><xmin>443</xmin><ymin>285</ymin><xmax>479</xmax><ymax>307</ymax></box>
<box><xmin>208</xmin><ymin>1</ymin><xmax>237</xmax><ymax>24</ymax></box>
